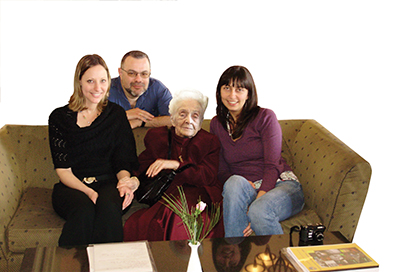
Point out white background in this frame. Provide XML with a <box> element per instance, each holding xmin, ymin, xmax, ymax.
<box><xmin>1</xmin><ymin>1</ymin><xmax>411</xmax><ymax>270</ymax></box>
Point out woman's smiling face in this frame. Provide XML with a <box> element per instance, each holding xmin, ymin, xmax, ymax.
<box><xmin>220</xmin><ymin>81</ymin><xmax>249</xmax><ymax>120</ymax></box>
<box><xmin>80</xmin><ymin>65</ymin><xmax>109</xmax><ymax>107</ymax></box>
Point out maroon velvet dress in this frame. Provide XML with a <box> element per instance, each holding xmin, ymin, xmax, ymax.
<box><xmin>123</xmin><ymin>126</ymin><xmax>224</xmax><ymax>241</ymax></box>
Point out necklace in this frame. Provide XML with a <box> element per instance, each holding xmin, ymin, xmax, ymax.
<box><xmin>226</xmin><ymin>120</ymin><xmax>233</xmax><ymax>137</ymax></box>
<box><xmin>226</xmin><ymin>112</ymin><xmax>234</xmax><ymax>138</ymax></box>
<box><xmin>80</xmin><ymin>110</ymin><xmax>99</xmax><ymax>125</ymax></box>
<box><xmin>226</xmin><ymin>113</ymin><xmax>243</xmax><ymax>141</ymax></box>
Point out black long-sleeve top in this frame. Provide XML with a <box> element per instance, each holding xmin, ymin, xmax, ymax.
<box><xmin>48</xmin><ymin>101</ymin><xmax>138</xmax><ymax>181</ymax></box>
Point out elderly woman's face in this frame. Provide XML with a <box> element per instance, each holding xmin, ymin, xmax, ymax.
<box><xmin>172</xmin><ymin>99</ymin><xmax>203</xmax><ymax>138</ymax></box>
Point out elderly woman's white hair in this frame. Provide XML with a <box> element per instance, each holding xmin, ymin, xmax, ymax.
<box><xmin>168</xmin><ymin>89</ymin><xmax>209</xmax><ymax>119</ymax></box>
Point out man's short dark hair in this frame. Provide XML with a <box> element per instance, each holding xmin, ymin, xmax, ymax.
<box><xmin>120</xmin><ymin>50</ymin><xmax>151</xmax><ymax>68</ymax></box>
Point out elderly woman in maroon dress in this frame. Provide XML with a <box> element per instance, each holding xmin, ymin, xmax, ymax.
<box><xmin>123</xmin><ymin>89</ymin><xmax>224</xmax><ymax>241</ymax></box>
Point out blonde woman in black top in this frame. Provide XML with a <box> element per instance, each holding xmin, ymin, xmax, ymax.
<box><xmin>49</xmin><ymin>54</ymin><xmax>139</xmax><ymax>246</ymax></box>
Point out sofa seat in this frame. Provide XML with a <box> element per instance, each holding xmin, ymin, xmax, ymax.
<box><xmin>281</xmin><ymin>205</ymin><xmax>323</xmax><ymax>233</ymax></box>
<box><xmin>7</xmin><ymin>186</ymin><xmax>324</xmax><ymax>256</ymax></box>
<box><xmin>7</xmin><ymin>187</ymin><xmax>64</xmax><ymax>253</ymax></box>
<box><xmin>7</xmin><ymin>187</ymin><xmax>145</xmax><ymax>254</ymax></box>
<box><xmin>8</xmin><ymin>187</ymin><xmax>324</xmax><ymax>257</ymax></box>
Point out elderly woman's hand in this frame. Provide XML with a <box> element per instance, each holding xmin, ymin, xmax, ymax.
<box><xmin>146</xmin><ymin>159</ymin><xmax>180</xmax><ymax>177</ymax></box>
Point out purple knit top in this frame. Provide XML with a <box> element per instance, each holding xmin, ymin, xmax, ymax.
<box><xmin>210</xmin><ymin>108</ymin><xmax>291</xmax><ymax>192</ymax></box>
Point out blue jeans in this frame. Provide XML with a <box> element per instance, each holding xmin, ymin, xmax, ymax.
<box><xmin>222</xmin><ymin>175</ymin><xmax>305</xmax><ymax>237</ymax></box>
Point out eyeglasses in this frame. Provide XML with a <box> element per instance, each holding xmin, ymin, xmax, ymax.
<box><xmin>121</xmin><ymin>68</ymin><xmax>151</xmax><ymax>79</ymax></box>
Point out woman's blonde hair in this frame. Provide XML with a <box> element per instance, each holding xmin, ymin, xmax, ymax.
<box><xmin>69</xmin><ymin>54</ymin><xmax>111</xmax><ymax>112</ymax></box>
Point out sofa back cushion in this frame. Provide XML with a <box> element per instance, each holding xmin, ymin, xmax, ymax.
<box><xmin>0</xmin><ymin>125</ymin><xmax>58</xmax><ymax>190</ymax></box>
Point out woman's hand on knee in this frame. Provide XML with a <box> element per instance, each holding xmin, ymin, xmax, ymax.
<box><xmin>256</xmin><ymin>190</ymin><xmax>266</xmax><ymax>199</ymax></box>
<box><xmin>243</xmin><ymin>223</ymin><xmax>254</xmax><ymax>237</ymax></box>
<box><xmin>86</xmin><ymin>188</ymin><xmax>99</xmax><ymax>204</ymax></box>
<box><xmin>248</xmin><ymin>180</ymin><xmax>256</xmax><ymax>189</ymax></box>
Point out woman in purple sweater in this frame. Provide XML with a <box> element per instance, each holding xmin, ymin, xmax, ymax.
<box><xmin>210</xmin><ymin>66</ymin><xmax>304</xmax><ymax>237</ymax></box>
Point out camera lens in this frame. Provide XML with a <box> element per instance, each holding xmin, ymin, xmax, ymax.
<box><xmin>315</xmin><ymin>231</ymin><xmax>324</xmax><ymax>241</ymax></box>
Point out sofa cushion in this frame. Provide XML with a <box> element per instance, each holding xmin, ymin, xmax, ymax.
<box><xmin>280</xmin><ymin>205</ymin><xmax>323</xmax><ymax>234</ymax></box>
<box><xmin>7</xmin><ymin>187</ymin><xmax>149</xmax><ymax>254</ymax></box>
<box><xmin>7</xmin><ymin>187</ymin><xmax>64</xmax><ymax>253</ymax></box>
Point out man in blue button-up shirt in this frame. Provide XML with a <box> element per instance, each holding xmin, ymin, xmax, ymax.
<box><xmin>109</xmin><ymin>51</ymin><xmax>172</xmax><ymax>129</ymax></box>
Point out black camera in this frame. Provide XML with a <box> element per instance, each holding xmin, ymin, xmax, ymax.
<box><xmin>298</xmin><ymin>224</ymin><xmax>326</xmax><ymax>246</ymax></box>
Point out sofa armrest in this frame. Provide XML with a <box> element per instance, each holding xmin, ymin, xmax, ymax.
<box><xmin>284</xmin><ymin>120</ymin><xmax>371</xmax><ymax>241</ymax></box>
<box><xmin>0</xmin><ymin>125</ymin><xmax>26</xmax><ymax>269</ymax></box>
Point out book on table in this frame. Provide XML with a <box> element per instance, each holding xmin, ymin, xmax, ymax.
<box><xmin>87</xmin><ymin>241</ymin><xmax>156</xmax><ymax>272</ymax></box>
<box><xmin>281</xmin><ymin>243</ymin><xmax>379</xmax><ymax>272</ymax></box>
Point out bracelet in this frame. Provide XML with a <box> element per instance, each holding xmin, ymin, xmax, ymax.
<box><xmin>118</xmin><ymin>176</ymin><xmax>139</xmax><ymax>192</ymax></box>
<box><xmin>140</xmin><ymin>121</ymin><xmax>146</xmax><ymax>127</ymax></box>
<box><xmin>129</xmin><ymin>176</ymin><xmax>139</xmax><ymax>192</ymax></box>
<box><xmin>280</xmin><ymin>171</ymin><xmax>299</xmax><ymax>182</ymax></box>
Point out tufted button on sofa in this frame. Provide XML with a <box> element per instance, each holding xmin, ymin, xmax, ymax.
<box><xmin>0</xmin><ymin>120</ymin><xmax>371</xmax><ymax>271</ymax></box>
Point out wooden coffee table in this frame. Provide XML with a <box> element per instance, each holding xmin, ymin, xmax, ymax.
<box><xmin>21</xmin><ymin>231</ymin><xmax>349</xmax><ymax>272</ymax></box>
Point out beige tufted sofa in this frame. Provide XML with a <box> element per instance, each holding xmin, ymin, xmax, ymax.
<box><xmin>0</xmin><ymin>120</ymin><xmax>371</xmax><ymax>271</ymax></box>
